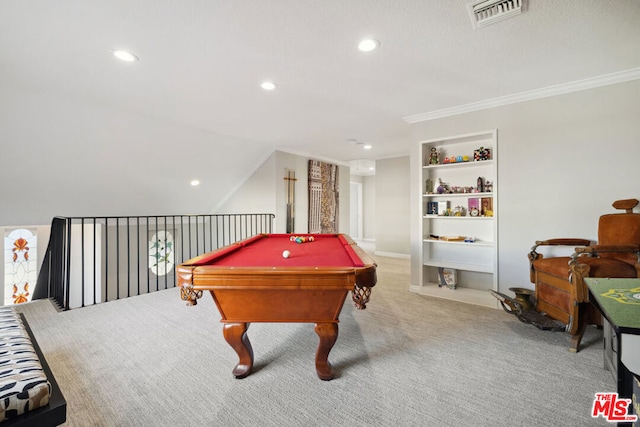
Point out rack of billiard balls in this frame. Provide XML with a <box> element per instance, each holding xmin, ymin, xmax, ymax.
<box><xmin>289</xmin><ymin>235</ymin><xmax>315</xmax><ymax>244</ymax></box>
<box><xmin>283</xmin><ymin>235</ymin><xmax>315</xmax><ymax>258</ymax></box>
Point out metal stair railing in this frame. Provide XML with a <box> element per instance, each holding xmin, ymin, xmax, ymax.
<box><xmin>34</xmin><ymin>213</ymin><xmax>274</xmax><ymax>310</ymax></box>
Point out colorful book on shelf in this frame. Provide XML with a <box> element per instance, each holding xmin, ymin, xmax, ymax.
<box><xmin>438</xmin><ymin>201</ymin><xmax>448</xmax><ymax>215</ymax></box>
<box><xmin>437</xmin><ymin>267</ymin><xmax>457</xmax><ymax>289</ymax></box>
<box><xmin>427</xmin><ymin>201</ymin><xmax>438</xmax><ymax>215</ymax></box>
<box><xmin>468</xmin><ymin>198</ymin><xmax>480</xmax><ymax>216</ymax></box>
<box><xmin>481</xmin><ymin>197</ymin><xmax>493</xmax><ymax>216</ymax></box>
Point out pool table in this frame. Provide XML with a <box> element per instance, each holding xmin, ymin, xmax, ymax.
<box><xmin>177</xmin><ymin>233</ymin><xmax>377</xmax><ymax>380</ymax></box>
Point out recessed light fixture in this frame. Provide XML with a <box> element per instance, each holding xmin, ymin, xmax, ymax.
<box><xmin>261</xmin><ymin>81</ymin><xmax>277</xmax><ymax>90</ymax></box>
<box><xmin>112</xmin><ymin>50</ymin><xmax>138</xmax><ymax>62</ymax></box>
<box><xmin>363</xmin><ymin>144</ymin><xmax>373</xmax><ymax>150</ymax></box>
<box><xmin>358</xmin><ymin>38</ymin><xmax>380</xmax><ymax>52</ymax></box>
<box><xmin>190</xmin><ymin>180</ymin><xmax>200</xmax><ymax>186</ymax></box>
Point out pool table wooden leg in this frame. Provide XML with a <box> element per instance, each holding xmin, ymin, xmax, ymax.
<box><xmin>223</xmin><ymin>322</ymin><xmax>254</xmax><ymax>379</ymax></box>
<box><xmin>314</xmin><ymin>322</ymin><xmax>338</xmax><ymax>381</ymax></box>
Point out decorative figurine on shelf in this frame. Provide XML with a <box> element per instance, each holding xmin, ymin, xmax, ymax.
<box><xmin>429</xmin><ymin>147</ymin><xmax>439</xmax><ymax>165</ymax></box>
<box><xmin>425</xmin><ymin>178</ymin><xmax>433</xmax><ymax>194</ymax></box>
<box><xmin>474</xmin><ymin>147</ymin><xmax>491</xmax><ymax>161</ymax></box>
<box><xmin>453</xmin><ymin>206</ymin><xmax>466</xmax><ymax>217</ymax></box>
<box><xmin>456</xmin><ymin>155</ymin><xmax>463</xmax><ymax>163</ymax></box>
<box><xmin>477</xmin><ymin>176</ymin><xmax>484</xmax><ymax>193</ymax></box>
<box><xmin>436</xmin><ymin>178</ymin><xmax>448</xmax><ymax>194</ymax></box>
<box><xmin>484</xmin><ymin>180</ymin><xmax>493</xmax><ymax>193</ymax></box>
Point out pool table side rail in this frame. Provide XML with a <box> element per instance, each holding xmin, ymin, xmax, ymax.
<box><xmin>177</xmin><ymin>233</ymin><xmax>377</xmax><ymax>307</ymax></box>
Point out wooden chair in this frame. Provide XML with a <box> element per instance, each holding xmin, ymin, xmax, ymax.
<box><xmin>528</xmin><ymin>199</ymin><xmax>640</xmax><ymax>352</ymax></box>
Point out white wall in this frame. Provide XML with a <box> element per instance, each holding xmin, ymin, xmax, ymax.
<box><xmin>409</xmin><ymin>79</ymin><xmax>640</xmax><ymax>294</ymax></box>
<box><xmin>0</xmin><ymin>83</ymin><xmax>270</xmax><ymax>226</ymax></box>
<box><xmin>218</xmin><ymin>150</ymin><xmax>350</xmax><ymax>235</ymax></box>
<box><xmin>216</xmin><ymin>152</ymin><xmax>278</xmax><ymax>217</ymax></box>
<box><xmin>375</xmin><ymin>156</ymin><xmax>411</xmax><ymax>256</ymax></box>
<box><xmin>363</xmin><ymin>175</ymin><xmax>376</xmax><ymax>241</ymax></box>
<box><xmin>275</xmin><ymin>152</ymin><xmax>311</xmax><ymax>233</ymax></box>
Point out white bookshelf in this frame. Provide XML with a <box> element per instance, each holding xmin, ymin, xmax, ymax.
<box><xmin>411</xmin><ymin>130</ymin><xmax>499</xmax><ymax>308</ymax></box>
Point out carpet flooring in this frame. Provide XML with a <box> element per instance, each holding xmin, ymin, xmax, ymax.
<box><xmin>16</xmin><ymin>256</ymin><xmax>614</xmax><ymax>426</ymax></box>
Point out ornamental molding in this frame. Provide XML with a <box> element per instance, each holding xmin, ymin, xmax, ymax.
<box><xmin>403</xmin><ymin>67</ymin><xmax>640</xmax><ymax>123</ymax></box>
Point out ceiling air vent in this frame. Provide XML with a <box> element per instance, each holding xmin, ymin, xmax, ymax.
<box><xmin>467</xmin><ymin>0</ymin><xmax>526</xmax><ymax>29</ymax></box>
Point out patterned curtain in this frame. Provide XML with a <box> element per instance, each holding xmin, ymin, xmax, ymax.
<box><xmin>308</xmin><ymin>160</ymin><xmax>339</xmax><ymax>233</ymax></box>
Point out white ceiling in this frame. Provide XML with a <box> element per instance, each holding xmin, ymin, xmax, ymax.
<box><xmin>2</xmin><ymin>0</ymin><xmax>639</xmax><ymax>164</ymax></box>
<box><xmin>1</xmin><ymin>1</ymin><xmax>640</xmax><ymax>225</ymax></box>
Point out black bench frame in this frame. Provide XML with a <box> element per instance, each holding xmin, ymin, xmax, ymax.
<box><xmin>3</xmin><ymin>314</ymin><xmax>66</xmax><ymax>426</ymax></box>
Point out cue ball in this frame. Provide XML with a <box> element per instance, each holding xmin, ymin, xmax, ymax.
<box><xmin>282</xmin><ymin>250</ymin><xmax>290</xmax><ymax>258</ymax></box>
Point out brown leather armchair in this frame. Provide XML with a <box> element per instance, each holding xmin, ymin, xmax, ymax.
<box><xmin>528</xmin><ymin>199</ymin><xmax>640</xmax><ymax>352</ymax></box>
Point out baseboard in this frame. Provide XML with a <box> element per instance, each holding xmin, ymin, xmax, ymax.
<box><xmin>374</xmin><ymin>251</ymin><xmax>410</xmax><ymax>259</ymax></box>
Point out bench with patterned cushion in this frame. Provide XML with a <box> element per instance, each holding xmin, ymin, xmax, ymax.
<box><xmin>0</xmin><ymin>307</ymin><xmax>66</xmax><ymax>426</ymax></box>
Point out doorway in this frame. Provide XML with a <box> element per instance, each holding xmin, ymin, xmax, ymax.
<box><xmin>349</xmin><ymin>181</ymin><xmax>363</xmax><ymax>240</ymax></box>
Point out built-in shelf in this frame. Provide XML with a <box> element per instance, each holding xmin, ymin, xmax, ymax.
<box><xmin>409</xmin><ymin>284</ymin><xmax>497</xmax><ymax>308</ymax></box>
<box><xmin>423</xmin><ymin>192</ymin><xmax>493</xmax><ymax>198</ymax></box>
<box><xmin>422</xmin><ymin>258</ymin><xmax>493</xmax><ymax>273</ymax></box>
<box><xmin>423</xmin><ymin>215</ymin><xmax>494</xmax><ymax>220</ymax></box>
<box><xmin>423</xmin><ymin>238</ymin><xmax>494</xmax><ymax>247</ymax></box>
<box><xmin>411</xmin><ymin>129</ymin><xmax>498</xmax><ymax>309</ymax></box>
<box><xmin>423</xmin><ymin>159</ymin><xmax>494</xmax><ymax>170</ymax></box>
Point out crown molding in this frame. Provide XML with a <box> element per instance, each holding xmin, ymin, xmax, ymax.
<box><xmin>403</xmin><ymin>67</ymin><xmax>640</xmax><ymax>124</ymax></box>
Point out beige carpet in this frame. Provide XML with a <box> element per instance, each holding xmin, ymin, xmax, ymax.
<box><xmin>17</xmin><ymin>256</ymin><xmax>614</xmax><ymax>426</ymax></box>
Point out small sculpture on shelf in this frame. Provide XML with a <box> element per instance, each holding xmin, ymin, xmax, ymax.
<box><xmin>484</xmin><ymin>180</ymin><xmax>493</xmax><ymax>193</ymax></box>
<box><xmin>429</xmin><ymin>147</ymin><xmax>439</xmax><ymax>165</ymax></box>
<box><xmin>477</xmin><ymin>176</ymin><xmax>484</xmax><ymax>193</ymax></box>
<box><xmin>425</xmin><ymin>178</ymin><xmax>433</xmax><ymax>194</ymax></box>
<box><xmin>474</xmin><ymin>147</ymin><xmax>491</xmax><ymax>161</ymax></box>
<box><xmin>453</xmin><ymin>206</ymin><xmax>466</xmax><ymax>216</ymax></box>
<box><xmin>436</xmin><ymin>178</ymin><xmax>449</xmax><ymax>194</ymax></box>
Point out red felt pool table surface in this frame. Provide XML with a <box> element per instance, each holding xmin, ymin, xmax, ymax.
<box><xmin>177</xmin><ymin>233</ymin><xmax>377</xmax><ymax>380</ymax></box>
<box><xmin>184</xmin><ymin>233</ymin><xmax>365</xmax><ymax>268</ymax></box>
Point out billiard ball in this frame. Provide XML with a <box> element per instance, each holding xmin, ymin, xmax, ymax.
<box><xmin>282</xmin><ymin>250</ymin><xmax>290</xmax><ymax>258</ymax></box>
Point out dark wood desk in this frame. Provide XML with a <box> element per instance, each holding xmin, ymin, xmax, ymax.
<box><xmin>177</xmin><ymin>233</ymin><xmax>377</xmax><ymax>380</ymax></box>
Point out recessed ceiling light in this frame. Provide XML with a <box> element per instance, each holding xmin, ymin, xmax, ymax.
<box><xmin>261</xmin><ymin>81</ymin><xmax>277</xmax><ymax>90</ymax></box>
<box><xmin>358</xmin><ymin>38</ymin><xmax>380</xmax><ymax>52</ymax></box>
<box><xmin>363</xmin><ymin>144</ymin><xmax>373</xmax><ymax>150</ymax></box>
<box><xmin>112</xmin><ymin>50</ymin><xmax>138</xmax><ymax>62</ymax></box>
<box><xmin>190</xmin><ymin>180</ymin><xmax>200</xmax><ymax>186</ymax></box>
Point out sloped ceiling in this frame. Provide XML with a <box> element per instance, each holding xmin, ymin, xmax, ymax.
<box><xmin>1</xmin><ymin>1</ymin><xmax>639</xmax><ymax>225</ymax></box>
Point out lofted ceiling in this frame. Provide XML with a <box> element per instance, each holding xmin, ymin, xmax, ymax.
<box><xmin>1</xmin><ymin>1</ymin><xmax>639</xmax><ymax>223</ymax></box>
